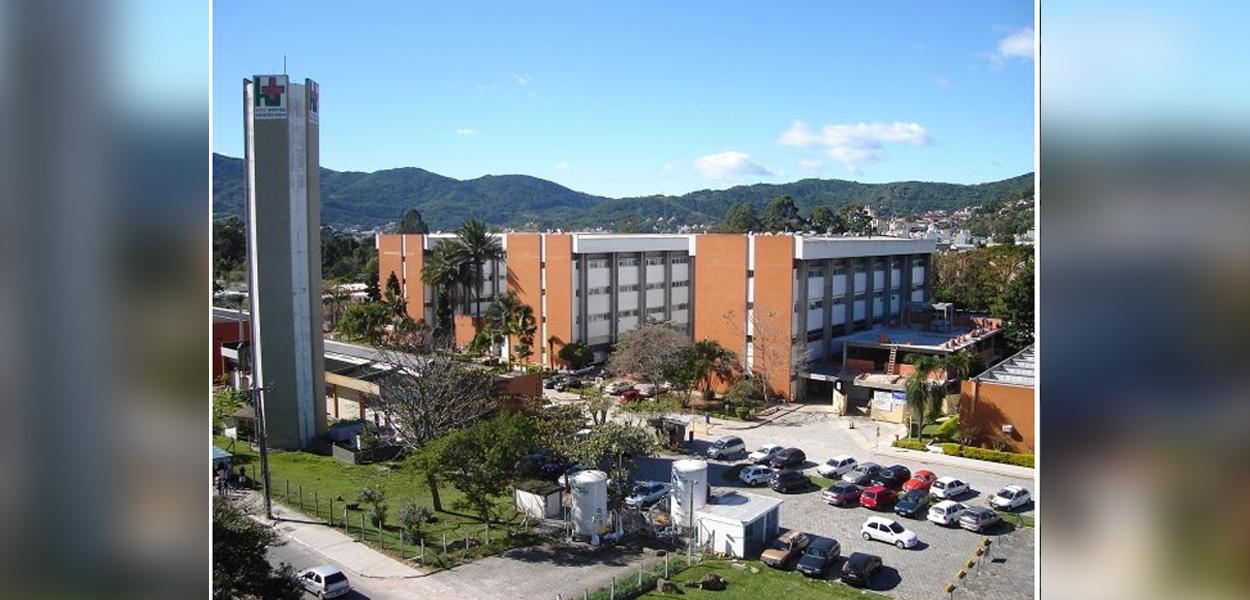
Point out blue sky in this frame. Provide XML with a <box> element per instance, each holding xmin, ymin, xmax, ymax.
<box><xmin>213</xmin><ymin>1</ymin><xmax>1034</xmax><ymax>198</ymax></box>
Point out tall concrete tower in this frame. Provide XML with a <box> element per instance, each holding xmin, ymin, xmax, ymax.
<box><xmin>243</xmin><ymin>74</ymin><xmax>326</xmax><ymax>450</ymax></box>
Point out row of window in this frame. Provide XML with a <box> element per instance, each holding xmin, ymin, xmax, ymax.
<box><xmin>585</xmin><ymin>256</ymin><xmax>692</xmax><ymax>269</ymax></box>
<box><xmin>583</xmin><ymin>280</ymin><xmax>691</xmax><ymax>295</ymax></box>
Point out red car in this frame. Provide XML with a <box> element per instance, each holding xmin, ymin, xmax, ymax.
<box><xmin>859</xmin><ymin>485</ymin><xmax>897</xmax><ymax>510</ymax></box>
<box><xmin>902</xmin><ymin>470</ymin><xmax>937</xmax><ymax>492</ymax></box>
<box><xmin>617</xmin><ymin>389</ymin><xmax>641</xmax><ymax>404</ymax></box>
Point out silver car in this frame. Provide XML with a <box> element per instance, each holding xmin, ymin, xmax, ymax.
<box><xmin>298</xmin><ymin>565</ymin><xmax>351</xmax><ymax>598</ymax></box>
<box><xmin>624</xmin><ymin>481</ymin><xmax>672</xmax><ymax>509</ymax></box>
<box><xmin>959</xmin><ymin>506</ymin><xmax>1002</xmax><ymax>532</ymax></box>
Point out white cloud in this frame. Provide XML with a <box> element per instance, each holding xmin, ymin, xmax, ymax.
<box><xmin>799</xmin><ymin>158</ymin><xmax>823</xmax><ymax>173</ymax></box>
<box><xmin>779</xmin><ymin>120</ymin><xmax>929</xmax><ymax>173</ymax></box>
<box><xmin>454</xmin><ymin>128</ymin><xmax>478</xmax><ymax>136</ymax></box>
<box><xmin>983</xmin><ymin>27</ymin><xmax>1034</xmax><ymax>69</ymax></box>
<box><xmin>553</xmin><ymin>160</ymin><xmax>571</xmax><ymax>170</ymax></box>
<box><xmin>510</xmin><ymin>72</ymin><xmax>532</xmax><ymax>86</ymax></box>
<box><xmin>930</xmin><ymin>75</ymin><xmax>951</xmax><ymax>87</ymax></box>
<box><xmin>693</xmin><ymin>151</ymin><xmax>774</xmax><ymax>181</ymax></box>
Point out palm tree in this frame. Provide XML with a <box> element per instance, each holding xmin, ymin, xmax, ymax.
<box><xmin>323</xmin><ymin>283</ymin><xmax>351</xmax><ymax>329</ymax></box>
<box><xmin>690</xmin><ymin>339</ymin><xmax>739</xmax><ymax>400</ymax></box>
<box><xmin>940</xmin><ymin>348</ymin><xmax>977</xmax><ymax>383</ymax></box>
<box><xmin>422</xmin><ymin>241</ymin><xmax>470</xmax><ymax>335</ymax></box>
<box><xmin>484</xmin><ymin>292</ymin><xmax>537</xmax><ymax>364</ymax></box>
<box><xmin>903</xmin><ymin>354</ymin><xmax>940</xmax><ymax>438</ymax></box>
<box><xmin>449</xmin><ymin>219</ymin><xmax>503</xmax><ymax>317</ymax></box>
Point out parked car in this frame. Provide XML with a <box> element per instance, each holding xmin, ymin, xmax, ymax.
<box><xmin>859</xmin><ymin>485</ymin><xmax>898</xmax><ymax>510</ymax></box>
<box><xmin>861</xmin><ymin>516</ymin><xmax>919</xmax><ymax>549</ymax></box>
<box><xmin>927</xmin><ymin>500</ymin><xmax>967</xmax><ymax>526</ymax></box>
<box><xmin>902</xmin><ymin>469</ymin><xmax>938</xmax><ymax>492</ymax></box>
<box><xmin>872</xmin><ymin>465</ymin><xmax>912</xmax><ymax>490</ymax></box>
<box><xmin>543</xmin><ymin>377</ymin><xmax>562</xmax><ymax>389</ymax></box>
<box><xmin>604</xmin><ymin>381</ymin><xmax>634</xmax><ymax>395</ymax></box>
<box><xmin>624</xmin><ymin>481</ymin><xmax>672</xmax><ymax>509</ymax></box>
<box><xmin>959</xmin><ymin>506</ymin><xmax>1002</xmax><ymax>532</ymax></box>
<box><xmin>705</xmin><ymin>436</ymin><xmax>746</xmax><ymax>460</ymax></box>
<box><xmin>816</xmin><ymin>455</ymin><xmax>858</xmax><ymax>478</ymax></box>
<box><xmin>842</xmin><ymin>462</ymin><xmax>883</xmax><ymax>485</ymax></box>
<box><xmin>553</xmin><ymin>377</ymin><xmax>580</xmax><ymax>392</ymax></box>
<box><xmin>840</xmin><ymin>552</ymin><xmax>883</xmax><ymax>587</ymax></box>
<box><xmin>760</xmin><ymin>530</ymin><xmax>811</xmax><ymax>568</ymax></box>
<box><xmin>821</xmin><ymin>481</ymin><xmax>864</xmax><ymax>506</ymax></box>
<box><xmin>749</xmin><ymin>444</ymin><xmax>785</xmax><ymax>464</ymax></box>
<box><xmin>738</xmin><ymin>464</ymin><xmax>774</xmax><ymax>486</ymax></box>
<box><xmin>769</xmin><ymin>448</ymin><xmax>807</xmax><ymax>470</ymax></box>
<box><xmin>893</xmin><ymin>489</ymin><xmax>931</xmax><ymax>518</ymax></box>
<box><xmin>635</xmin><ymin>383</ymin><xmax>657</xmax><ymax>397</ymax></box>
<box><xmin>769</xmin><ymin>470</ymin><xmax>811</xmax><ymax>493</ymax></box>
<box><xmin>795</xmin><ymin>537</ymin><xmax>841</xmax><ymax>578</ymax></box>
<box><xmin>618</xmin><ymin>389</ymin><xmax>641</xmax><ymax>403</ymax></box>
<box><xmin>989</xmin><ymin>485</ymin><xmax>1032</xmax><ymax>510</ymax></box>
<box><xmin>931</xmin><ymin>476</ymin><xmax>970</xmax><ymax>500</ymax></box>
<box><xmin>298</xmin><ymin>565</ymin><xmax>351</xmax><ymax>599</ymax></box>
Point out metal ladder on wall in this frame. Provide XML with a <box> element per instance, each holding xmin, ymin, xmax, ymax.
<box><xmin>886</xmin><ymin>345</ymin><xmax>899</xmax><ymax>375</ymax></box>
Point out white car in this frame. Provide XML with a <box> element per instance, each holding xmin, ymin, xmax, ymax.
<box><xmin>815</xmin><ymin>455</ymin><xmax>858</xmax><ymax>478</ymax></box>
<box><xmin>624</xmin><ymin>481</ymin><xmax>672</xmax><ymax>509</ymax></box>
<box><xmin>931</xmin><ymin>476</ymin><xmax>970</xmax><ymax>500</ymax></box>
<box><xmin>738</xmin><ymin>465</ymin><xmax>774</xmax><ymax>486</ymax></box>
<box><xmin>705</xmin><ymin>436</ymin><xmax>747</xmax><ymax>460</ymax></box>
<box><xmin>861</xmin><ymin>516</ymin><xmax>919</xmax><ymax>549</ymax></box>
<box><xmin>635</xmin><ymin>383</ymin><xmax>658</xmax><ymax>397</ymax></box>
<box><xmin>298</xmin><ymin>565</ymin><xmax>351</xmax><ymax>598</ymax></box>
<box><xmin>748</xmin><ymin>444</ymin><xmax>785</xmax><ymax>464</ymax></box>
<box><xmin>927</xmin><ymin>500</ymin><xmax>967</xmax><ymax>526</ymax></box>
<box><xmin>604</xmin><ymin>381</ymin><xmax>634</xmax><ymax>395</ymax></box>
<box><xmin>989</xmin><ymin>485</ymin><xmax>1031</xmax><ymax>510</ymax></box>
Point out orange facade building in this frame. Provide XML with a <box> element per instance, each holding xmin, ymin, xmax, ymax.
<box><xmin>377</xmin><ymin>232</ymin><xmax>937</xmax><ymax>400</ymax></box>
<box><xmin>959</xmin><ymin>345</ymin><xmax>1035</xmax><ymax>453</ymax></box>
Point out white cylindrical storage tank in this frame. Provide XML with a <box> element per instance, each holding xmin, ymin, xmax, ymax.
<box><xmin>569</xmin><ymin>470</ymin><xmax>608</xmax><ymax>537</ymax></box>
<box><xmin>670</xmin><ymin>459</ymin><xmax>709</xmax><ymax>528</ymax></box>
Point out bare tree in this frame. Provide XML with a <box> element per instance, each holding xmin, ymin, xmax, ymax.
<box><xmin>722</xmin><ymin>307</ymin><xmax>809</xmax><ymax>401</ymax></box>
<box><xmin>607</xmin><ymin>321</ymin><xmax>691</xmax><ymax>385</ymax></box>
<box><xmin>376</xmin><ymin>347</ymin><xmax>503</xmax><ymax>451</ymax></box>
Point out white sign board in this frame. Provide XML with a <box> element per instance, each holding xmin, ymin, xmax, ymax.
<box><xmin>252</xmin><ymin>74</ymin><xmax>287</xmax><ymax>119</ymax></box>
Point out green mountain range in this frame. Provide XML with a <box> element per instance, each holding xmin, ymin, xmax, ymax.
<box><xmin>213</xmin><ymin>153</ymin><xmax>1032</xmax><ymax>231</ymax></box>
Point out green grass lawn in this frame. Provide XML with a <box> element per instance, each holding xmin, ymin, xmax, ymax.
<box><xmin>638</xmin><ymin>560</ymin><xmax>891</xmax><ymax>599</ymax></box>
<box><xmin>214</xmin><ymin>436</ymin><xmax>530</xmax><ymax>568</ymax></box>
<box><xmin>996</xmin><ymin>510</ymin><xmax>1035</xmax><ymax>528</ymax></box>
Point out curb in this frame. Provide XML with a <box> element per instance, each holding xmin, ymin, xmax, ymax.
<box><xmin>715</xmin><ymin>403</ymin><xmax>808</xmax><ymax>430</ymax></box>
<box><xmin>870</xmin><ymin>446</ymin><xmax>1035</xmax><ymax>479</ymax></box>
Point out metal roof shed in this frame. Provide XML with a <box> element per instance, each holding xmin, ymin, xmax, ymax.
<box><xmin>694</xmin><ymin>492</ymin><xmax>782</xmax><ymax>558</ymax></box>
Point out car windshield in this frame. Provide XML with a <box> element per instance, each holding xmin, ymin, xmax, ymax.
<box><xmin>933</xmin><ymin>481</ymin><xmax>945</xmax><ymax>488</ymax></box>
<box><xmin>770</xmin><ymin>539</ymin><xmax>792</xmax><ymax>551</ymax></box>
<box><xmin>887</xmin><ymin>522</ymin><xmax>905</xmax><ymax>533</ymax></box>
<box><xmin>632</xmin><ymin>484</ymin><xmax>651</xmax><ymax>494</ymax></box>
<box><xmin>324</xmin><ymin>572</ymin><xmax>347</xmax><ymax>584</ymax></box>
<box><xmin>804</xmin><ymin>545</ymin><xmax>826</xmax><ymax>557</ymax></box>
<box><xmin>997</xmin><ymin>490</ymin><xmax>1013</xmax><ymax>498</ymax></box>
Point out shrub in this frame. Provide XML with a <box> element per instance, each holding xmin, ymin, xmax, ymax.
<box><xmin>934</xmin><ymin>416</ymin><xmax>960</xmax><ymax>442</ymax></box>
<box><xmin>397</xmin><ymin>500</ymin><xmax>433</xmax><ymax>541</ymax></box>
<box><xmin>939</xmin><ymin>443</ymin><xmax>1034</xmax><ymax>468</ymax></box>
<box><xmin>734</xmin><ymin>406</ymin><xmax>751</xmax><ymax>420</ymax></box>
<box><xmin>893</xmin><ymin>438</ymin><xmax>927</xmax><ymax>451</ymax></box>
<box><xmin>356</xmin><ymin>487</ymin><xmax>388</xmax><ymax>528</ymax></box>
<box><xmin>557</xmin><ymin>342</ymin><xmax>594</xmax><ymax>370</ymax></box>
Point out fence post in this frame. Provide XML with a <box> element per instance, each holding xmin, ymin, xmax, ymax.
<box><xmin>443</xmin><ymin>532</ymin><xmax>448</xmax><ymax>553</ymax></box>
<box><xmin>328</xmin><ymin>499</ymin><xmax>334</xmax><ymax>526</ymax></box>
<box><xmin>665</xmin><ymin>553</ymin><xmax>669</xmax><ymax>578</ymax></box>
<box><xmin>298</xmin><ymin>484</ymin><xmax>303</xmax><ymax>510</ymax></box>
<box><xmin>362</xmin><ymin>512</ymin><xmax>367</xmax><ymax>541</ymax></box>
<box><xmin>610</xmin><ymin>577</ymin><xmax>615</xmax><ymax>600</ymax></box>
<box><xmin>314</xmin><ymin>491</ymin><xmax>319</xmax><ymax>519</ymax></box>
<box><xmin>285</xmin><ymin>479</ymin><xmax>290</xmax><ymax>502</ymax></box>
<box><xmin>638</xmin><ymin>561</ymin><xmax>643</xmax><ymax>586</ymax></box>
<box><xmin>584</xmin><ymin>589</ymin><xmax>588</xmax><ymax>600</ymax></box>
<box><xmin>421</xmin><ymin>537</ymin><xmax>425</xmax><ymax>562</ymax></box>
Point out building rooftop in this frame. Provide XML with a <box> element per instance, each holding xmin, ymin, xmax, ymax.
<box><xmin>975</xmin><ymin>345</ymin><xmax>1035</xmax><ymax>388</ymax></box>
<box><xmin>696</xmin><ymin>492</ymin><xmax>782</xmax><ymax>523</ymax></box>
<box><xmin>837</xmin><ymin>320</ymin><xmax>1003</xmax><ymax>353</ymax></box>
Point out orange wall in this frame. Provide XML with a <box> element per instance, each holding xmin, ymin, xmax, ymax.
<box><xmin>752</xmin><ymin>235</ymin><xmax>795</xmax><ymax>400</ymax></box>
<box><xmin>505</xmin><ymin>234</ymin><xmax>543</xmax><ymax>363</ymax></box>
<box><xmin>453</xmin><ymin>314</ymin><xmax>480</xmax><ymax>350</ymax></box>
<box><xmin>959</xmin><ymin>379</ymin><xmax>1035</xmax><ymax>453</ymax></box>
<box><xmin>543</xmin><ymin>235</ymin><xmax>574</xmax><ymax>367</ymax></box>
<box><xmin>693</xmin><ymin>235</ymin><xmax>749</xmax><ymax>393</ymax></box>
<box><xmin>401</xmin><ymin>234</ymin><xmax>425</xmax><ymax>321</ymax></box>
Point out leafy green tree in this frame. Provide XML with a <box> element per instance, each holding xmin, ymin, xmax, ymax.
<box><xmin>760</xmin><ymin>195</ymin><xmax>805</xmax><ymax>232</ymax></box>
<box><xmin>213</xmin><ymin>216</ymin><xmax>247</xmax><ymax>285</ymax></box>
<box><xmin>484</xmin><ymin>292</ymin><xmax>537</xmax><ymax>363</ymax></box>
<box><xmin>998</xmin><ymin>260</ymin><xmax>1034</xmax><ymax>353</ymax></box>
<box><xmin>808</xmin><ymin>205</ymin><xmax>846</xmax><ymax>234</ymax></box>
<box><xmin>356</xmin><ymin>487</ymin><xmax>388</xmax><ymax>528</ymax></box>
<box><xmin>396</xmin><ymin>207</ymin><xmax>430</xmax><ymax>234</ymax></box>
<box><xmin>406</xmin><ymin>437</ymin><xmax>451</xmax><ymax>512</ymax></box>
<box><xmin>212</xmin><ymin>381</ymin><xmax>248</xmax><ymax>434</ymax></box>
<box><xmin>557</xmin><ymin>342</ymin><xmax>595</xmax><ymax>369</ymax></box>
<box><xmin>904</xmin><ymin>354</ymin><xmax>940</xmax><ymax>437</ymax></box>
<box><xmin>364</xmin><ymin>255</ymin><xmax>381</xmax><ymax>301</ymax></box>
<box><xmin>422</xmin><ymin>241</ymin><xmax>469</xmax><ymax>333</ymax></box>
<box><xmin>385</xmin><ymin>272</ymin><xmax>404</xmax><ymax>312</ymax></box>
<box><xmin>837</xmin><ymin>204</ymin><xmax>873</xmax><ymax>235</ymax></box>
<box><xmin>336</xmin><ymin>301</ymin><xmax>394</xmax><ymax>344</ymax></box>
<box><xmin>438</xmin><ymin>413</ymin><xmax>536</xmax><ymax>522</ymax></box>
<box><xmin>572</xmin><ymin>422</ymin><xmax>656</xmax><ymax>510</ymax></box>
<box><xmin>719</xmin><ymin>201</ymin><xmax>760</xmax><ymax>233</ymax></box>
<box><xmin>212</xmin><ymin>501</ymin><xmax>303</xmax><ymax>600</ymax></box>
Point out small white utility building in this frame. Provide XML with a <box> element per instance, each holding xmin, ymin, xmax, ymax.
<box><xmin>695</xmin><ymin>492</ymin><xmax>782</xmax><ymax>558</ymax></box>
<box><xmin>513</xmin><ymin>479</ymin><xmax>564</xmax><ymax>519</ymax></box>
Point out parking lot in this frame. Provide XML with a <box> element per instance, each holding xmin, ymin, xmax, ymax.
<box><xmin>631</xmin><ymin>406</ymin><xmax>1035</xmax><ymax>600</ymax></box>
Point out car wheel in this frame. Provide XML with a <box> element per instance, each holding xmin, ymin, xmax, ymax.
<box><xmin>862</xmin><ymin>532</ymin><xmax>871</xmax><ymax>541</ymax></box>
<box><xmin>895</xmin><ymin>540</ymin><xmax>906</xmax><ymax>549</ymax></box>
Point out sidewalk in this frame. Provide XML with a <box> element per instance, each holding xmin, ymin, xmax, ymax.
<box><xmin>710</xmin><ymin>402</ymin><xmax>809</xmax><ymax>430</ymax></box>
<box><xmin>242</xmin><ymin>491</ymin><xmax>426</xmax><ymax>579</ymax></box>
<box><xmin>842</xmin><ymin>420</ymin><xmax>1035</xmax><ymax>479</ymax></box>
